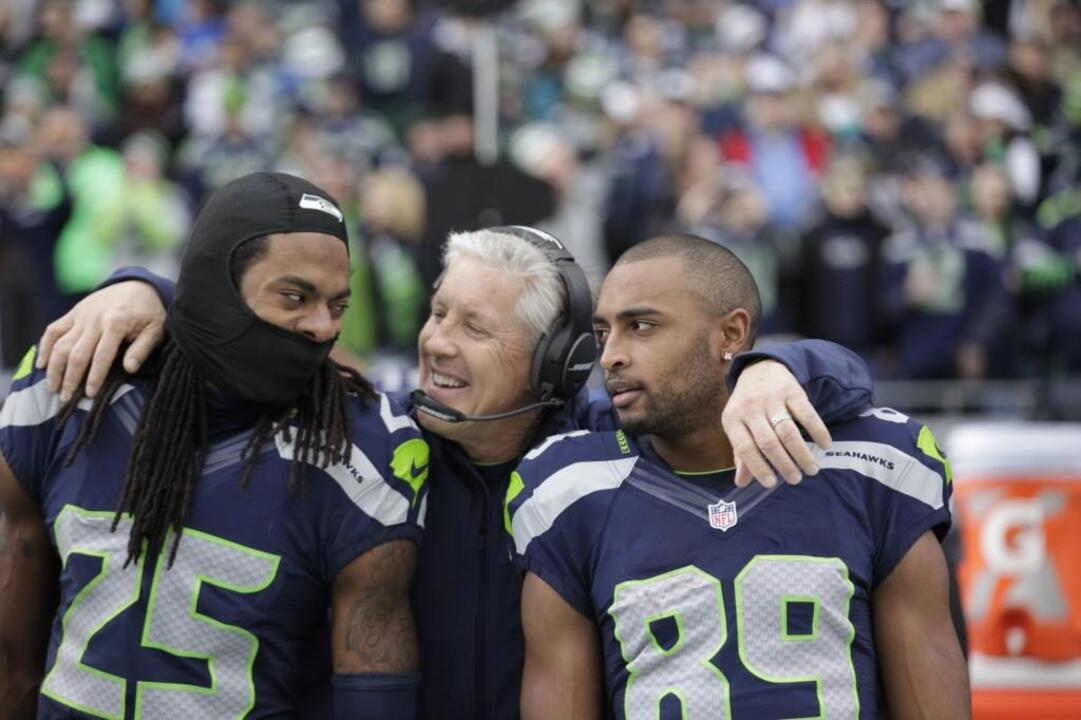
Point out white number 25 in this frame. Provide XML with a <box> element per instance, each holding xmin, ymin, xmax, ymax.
<box><xmin>41</xmin><ymin>504</ymin><xmax>280</xmax><ymax>720</ymax></box>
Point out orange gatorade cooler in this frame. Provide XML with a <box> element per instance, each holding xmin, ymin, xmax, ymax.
<box><xmin>948</xmin><ymin>423</ymin><xmax>1081</xmax><ymax>720</ymax></box>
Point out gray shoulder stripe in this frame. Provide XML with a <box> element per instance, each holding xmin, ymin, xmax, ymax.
<box><xmin>512</xmin><ymin>456</ymin><xmax>638</xmax><ymax>555</ymax></box>
<box><xmin>523</xmin><ymin>430</ymin><xmax>591</xmax><ymax>460</ymax></box>
<box><xmin>417</xmin><ymin>493</ymin><xmax>428</xmax><ymax>529</ymax></box>
<box><xmin>379</xmin><ymin>393</ymin><xmax>417</xmax><ymax>434</ymax></box>
<box><xmin>811</xmin><ymin>440</ymin><xmax>944</xmax><ymax>509</ymax></box>
<box><xmin>859</xmin><ymin>406</ymin><xmax>910</xmax><ymax>424</ymax></box>
<box><xmin>0</xmin><ymin>381</ymin><xmax>134</xmax><ymax>430</ymax></box>
<box><xmin>204</xmin><ymin>432</ymin><xmax>255</xmax><ymax>465</ymax></box>
<box><xmin>202</xmin><ymin>435</ymin><xmax>277</xmax><ymax>477</ymax></box>
<box><xmin>110</xmin><ymin>394</ymin><xmax>140</xmax><ymax>436</ymax></box>
<box><xmin>274</xmin><ymin>433</ymin><xmax>410</xmax><ymax>527</ymax></box>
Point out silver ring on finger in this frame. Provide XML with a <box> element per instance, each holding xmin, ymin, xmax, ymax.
<box><xmin>769</xmin><ymin>412</ymin><xmax>793</xmax><ymax>428</ymax></box>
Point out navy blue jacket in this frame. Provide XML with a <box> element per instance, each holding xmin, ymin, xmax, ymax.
<box><xmin>108</xmin><ymin>268</ymin><xmax>874</xmax><ymax>720</ymax></box>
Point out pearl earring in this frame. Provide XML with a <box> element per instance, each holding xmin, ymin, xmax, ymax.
<box><xmin>723</xmin><ymin>352</ymin><xmax>733</xmax><ymax>361</ymax></box>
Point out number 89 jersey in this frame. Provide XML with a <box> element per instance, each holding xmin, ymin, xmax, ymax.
<box><xmin>0</xmin><ymin>351</ymin><xmax>429</xmax><ymax>719</ymax></box>
<box><xmin>506</xmin><ymin>410</ymin><xmax>952</xmax><ymax>719</ymax></box>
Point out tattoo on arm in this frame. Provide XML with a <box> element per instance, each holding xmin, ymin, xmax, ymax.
<box><xmin>333</xmin><ymin>539</ymin><xmax>419</xmax><ymax>674</ymax></box>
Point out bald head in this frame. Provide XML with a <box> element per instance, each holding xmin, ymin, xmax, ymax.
<box><xmin>615</xmin><ymin>233</ymin><xmax>762</xmax><ymax>346</ymax></box>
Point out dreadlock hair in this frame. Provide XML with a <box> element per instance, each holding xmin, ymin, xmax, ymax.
<box><xmin>58</xmin><ymin>238</ymin><xmax>376</xmax><ymax>568</ymax></box>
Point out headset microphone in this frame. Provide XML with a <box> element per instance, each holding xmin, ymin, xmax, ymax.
<box><xmin>411</xmin><ymin>390</ymin><xmax>563</xmax><ymax>423</ymax></box>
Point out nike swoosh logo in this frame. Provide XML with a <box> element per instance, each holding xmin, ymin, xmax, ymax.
<box><xmin>411</xmin><ymin>460</ymin><xmax>427</xmax><ymax>478</ymax></box>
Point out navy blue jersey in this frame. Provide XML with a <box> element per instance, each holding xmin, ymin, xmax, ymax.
<box><xmin>507</xmin><ymin>409</ymin><xmax>952</xmax><ymax>719</ymax></box>
<box><xmin>0</xmin><ymin>348</ymin><xmax>429</xmax><ymax>719</ymax></box>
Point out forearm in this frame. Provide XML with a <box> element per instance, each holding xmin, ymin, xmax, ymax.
<box><xmin>521</xmin><ymin>656</ymin><xmax>601</xmax><ymax>720</ymax></box>
<box><xmin>99</xmin><ymin>266</ymin><xmax>175</xmax><ymax>308</ymax></box>
<box><xmin>334</xmin><ymin>602</ymin><xmax>418</xmax><ymax>674</ymax></box>
<box><xmin>874</xmin><ymin>532</ymin><xmax>971</xmax><ymax>720</ymax></box>
<box><xmin>729</xmin><ymin>339</ymin><xmax>873</xmax><ymax>424</ymax></box>
<box><xmin>330</xmin><ymin>540</ymin><xmax>419</xmax><ymax>720</ymax></box>
<box><xmin>521</xmin><ymin>573</ymin><xmax>602</xmax><ymax>720</ymax></box>
<box><xmin>0</xmin><ymin>512</ymin><xmax>55</xmax><ymax>718</ymax></box>
<box><xmin>878</xmin><ymin>627</ymin><xmax>970</xmax><ymax>719</ymax></box>
<box><xmin>331</xmin><ymin>540</ymin><xmax>419</xmax><ymax>674</ymax></box>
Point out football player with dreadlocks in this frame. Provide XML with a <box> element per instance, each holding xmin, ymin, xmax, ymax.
<box><xmin>0</xmin><ymin>173</ymin><xmax>428</xmax><ymax>719</ymax></box>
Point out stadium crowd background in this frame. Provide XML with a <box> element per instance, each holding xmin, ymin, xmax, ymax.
<box><xmin>1</xmin><ymin>0</ymin><xmax>1080</xmax><ymax>410</ymax></box>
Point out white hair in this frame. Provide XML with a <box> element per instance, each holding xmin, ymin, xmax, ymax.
<box><xmin>443</xmin><ymin>229</ymin><xmax>565</xmax><ymax>344</ymax></box>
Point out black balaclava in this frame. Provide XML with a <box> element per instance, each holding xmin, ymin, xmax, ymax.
<box><xmin>166</xmin><ymin>172</ymin><xmax>349</xmax><ymax>408</ymax></box>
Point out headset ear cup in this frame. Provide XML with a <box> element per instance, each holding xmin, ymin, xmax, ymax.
<box><xmin>536</xmin><ymin>324</ymin><xmax>595</xmax><ymax>400</ymax></box>
<box><xmin>485</xmin><ymin>224</ymin><xmax>594</xmax><ymax>401</ymax></box>
<box><xmin>541</xmin><ymin>323</ymin><xmax>575</xmax><ymax>398</ymax></box>
<box><xmin>530</xmin><ymin>330</ymin><xmax>554</xmax><ymax>399</ymax></box>
<box><xmin>559</xmin><ymin>332</ymin><xmax>597</xmax><ymax>396</ymax></box>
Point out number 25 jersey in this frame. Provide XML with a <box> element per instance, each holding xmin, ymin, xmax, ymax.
<box><xmin>0</xmin><ymin>351</ymin><xmax>429</xmax><ymax>719</ymax></box>
<box><xmin>506</xmin><ymin>409</ymin><xmax>952</xmax><ymax>719</ymax></box>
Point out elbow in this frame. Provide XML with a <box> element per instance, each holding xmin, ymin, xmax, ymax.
<box><xmin>886</xmin><ymin>635</ymin><xmax>972</xmax><ymax>720</ymax></box>
<box><xmin>932</xmin><ymin>636</ymin><xmax>972</xmax><ymax>710</ymax></box>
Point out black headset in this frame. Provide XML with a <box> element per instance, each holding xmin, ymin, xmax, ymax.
<box><xmin>487</xmin><ymin>226</ymin><xmax>597</xmax><ymax>402</ymax></box>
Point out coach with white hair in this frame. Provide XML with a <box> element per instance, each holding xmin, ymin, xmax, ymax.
<box><xmin>35</xmin><ymin>225</ymin><xmax>873</xmax><ymax>720</ymax></box>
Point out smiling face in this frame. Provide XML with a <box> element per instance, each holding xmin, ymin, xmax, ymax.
<box><xmin>236</xmin><ymin>232</ymin><xmax>351</xmax><ymax>343</ymax></box>
<box><xmin>416</xmin><ymin>254</ymin><xmax>536</xmax><ymax>444</ymax></box>
<box><xmin>593</xmin><ymin>255</ymin><xmax>730</xmax><ymax>439</ymax></box>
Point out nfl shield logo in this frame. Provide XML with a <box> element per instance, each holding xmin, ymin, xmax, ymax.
<box><xmin>708</xmin><ymin>500</ymin><xmax>738</xmax><ymax>531</ymax></box>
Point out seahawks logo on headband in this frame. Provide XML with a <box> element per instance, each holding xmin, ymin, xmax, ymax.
<box><xmin>299</xmin><ymin>193</ymin><xmax>343</xmax><ymax>222</ymax></box>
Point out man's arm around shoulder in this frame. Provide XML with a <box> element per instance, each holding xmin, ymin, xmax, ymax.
<box><xmin>873</xmin><ymin>530</ymin><xmax>971</xmax><ymax>720</ymax></box>
<box><xmin>0</xmin><ymin>453</ymin><xmax>57</xmax><ymax>720</ymax></box>
<box><xmin>521</xmin><ymin>572</ymin><xmax>602</xmax><ymax>720</ymax></box>
<box><xmin>330</xmin><ymin>539</ymin><xmax>420</xmax><ymax>720</ymax></box>
<box><xmin>728</xmin><ymin>339</ymin><xmax>873</xmax><ymax>425</ymax></box>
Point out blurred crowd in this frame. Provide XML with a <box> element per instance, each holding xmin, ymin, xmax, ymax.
<box><xmin>1</xmin><ymin>0</ymin><xmax>1080</xmax><ymax>381</ymax></box>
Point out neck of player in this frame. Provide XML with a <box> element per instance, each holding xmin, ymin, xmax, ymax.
<box><xmin>650</xmin><ymin>422</ymin><xmax>735</xmax><ymax>475</ymax></box>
